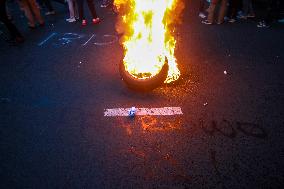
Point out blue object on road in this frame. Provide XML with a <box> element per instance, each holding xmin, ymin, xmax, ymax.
<box><xmin>129</xmin><ymin>107</ymin><xmax>136</xmax><ymax>117</ymax></box>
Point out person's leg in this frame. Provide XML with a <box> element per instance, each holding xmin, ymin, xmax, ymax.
<box><xmin>18</xmin><ymin>0</ymin><xmax>36</xmax><ymax>27</ymax></box>
<box><xmin>207</xmin><ymin>1</ymin><xmax>217</xmax><ymax>23</ymax></box>
<box><xmin>231</xmin><ymin>0</ymin><xmax>238</xmax><ymax>18</ymax></box>
<box><xmin>199</xmin><ymin>0</ymin><xmax>206</xmax><ymax>13</ymax></box>
<box><xmin>247</xmin><ymin>0</ymin><xmax>255</xmax><ymax>17</ymax></box>
<box><xmin>42</xmin><ymin>0</ymin><xmax>54</xmax><ymax>12</ymax></box>
<box><xmin>77</xmin><ymin>0</ymin><xmax>85</xmax><ymax>20</ymax></box>
<box><xmin>67</xmin><ymin>0</ymin><xmax>75</xmax><ymax>18</ymax></box>
<box><xmin>265</xmin><ymin>0</ymin><xmax>280</xmax><ymax>25</ymax></box>
<box><xmin>227</xmin><ymin>0</ymin><xmax>232</xmax><ymax>17</ymax></box>
<box><xmin>218</xmin><ymin>0</ymin><xmax>228</xmax><ymax>23</ymax></box>
<box><xmin>242</xmin><ymin>0</ymin><xmax>249</xmax><ymax>16</ymax></box>
<box><xmin>86</xmin><ymin>0</ymin><xmax>98</xmax><ymax>19</ymax></box>
<box><xmin>0</xmin><ymin>0</ymin><xmax>24</xmax><ymax>41</ymax></box>
<box><xmin>27</xmin><ymin>0</ymin><xmax>44</xmax><ymax>24</ymax></box>
<box><xmin>257</xmin><ymin>0</ymin><xmax>273</xmax><ymax>27</ymax></box>
<box><xmin>74</xmin><ymin>0</ymin><xmax>79</xmax><ymax>18</ymax></box>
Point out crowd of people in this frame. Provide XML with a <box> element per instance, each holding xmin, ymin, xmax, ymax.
<box><xmin>0</xmin><ymin>0</ymin><xmax>112</xmax><ymax>44</ymax></box>
<box><xmin>199</xmin><ymin>0</ymin><xmax>284</xmax><ymax>27</ymax></box>
<box><xmin>0</xmin><ymin>0</ymin><xmax>283</xmax><ymax>44</ymax></box>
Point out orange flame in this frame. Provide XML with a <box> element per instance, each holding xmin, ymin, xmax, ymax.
<box><xmin>114</xmin><ymin>0</ymin><xmax>184</xmax><ymax>83</ymax></box>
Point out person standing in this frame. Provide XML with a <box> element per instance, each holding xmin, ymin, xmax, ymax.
<box><xmin>239</xmin><ymin>0</ymin><xmax>255</xmax><ymax>19</ymax></box>
<box><xmin>17</xmin><ymin>0</ymin><xmax>45</xmax><ymax>28</ymax></box>
<box><xmin>42</xmin><ymin>0</ymin><xmax>56</xmax><ymax>15</ymax></box>
<box><xmin>66</xmin><ymin>0</ymin><xmax>78</xmax><ymax>22</ymax></box>
<box><xmin>227</xmin><ymin>0</ymin><xmax>241</xmax><ymax>23</ymax></box>
<box><xmin>202</xmin><ymin>0</ymin><xmax>228</xmax><ymax>24</ymax></box>
<box><xmin>77</xmin><ymin>0</ymin><xmax>100</xmax><ymax>26</ymax></box>
<box><xmin>198</xmin><ymin>0</ymin><xmax>208</xmax><ymax>18</ymax></box>
<box><xmin>0</xmin><ymin>0</ymin><xmax>24</xmax><ymax>43</ymax></box>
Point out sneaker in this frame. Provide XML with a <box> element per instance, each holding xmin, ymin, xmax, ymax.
<box><xmin>92</xmin><ymin>18</ymin><xmax>100</xmax><ymax>24</ymax></box>
<box><xmin>199</xmin><ymin>12</ymin><xmax>206</xmax><ymax>19</ymax></box>
<box><xmin>217</xmin><ymin>21</ymin><xmax>224</xmax><ymax>25</ymax></box>
<box><xmin>82</xmin><ymin>19</ymin><xmax>87</xmax><ymax>26</ymax></box>
<box><xmin>101</xmin><ymin>3</ymin><xmax>108</xmax><ymax>8</ymax></box>
<box><xmin>101</xmin><ymin>0</ymin><xmax>110</xmax><ymax>7</ymax></box>
<box><xmin>257</xmin><ymin>21</ymin><xmax>270</xmax><ymax>28</ymax></box>
<box><xmin>66</xmin><ymin>18</ymin><xmax>76</xmax><ymax>22</ymax></box>
<box><xmin>247</xmin><ymin>14</ymin><xmax>255</xmax><ymax>18</ymax></box>
<box><xmin>237</xmin><ymin>15</ymin><xmax>247</xmax><ymax>19</ymax></box>
<box><xmin>202</xmin><ymin>20</ymin><xmax>213</xmax><ymax>25</ymax></box>
<box><xmin>45</xmin><ymin>11</ymin><xmax>55</xmax><ymax>16</ymax></box>
<box><xmin>39</xmin><ymin>22</ymin><xmax>45</xmax><ymax>27</ymax></box>
<box><xmin>228</xmin><ymin>18</ymin><xmax>236</xmax><ymax>23</ymax></box>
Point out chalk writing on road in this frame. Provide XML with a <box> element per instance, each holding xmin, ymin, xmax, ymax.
<box><xmin>38</xmin><ymin>32</ymin><xmax>118</xmax><ymax>47</ymax></box>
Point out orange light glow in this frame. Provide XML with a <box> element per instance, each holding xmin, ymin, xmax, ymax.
<box><xmin>114</xmin><ymin>0</ymin><xmax>184</xmax><ymax>83</ymax></box>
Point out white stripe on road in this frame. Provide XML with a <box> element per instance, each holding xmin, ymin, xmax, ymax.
<box><xmin>104</xmin><ymin>107</ymin><xmax>183</xmax><ymax>117</ymax></box>
<box><xmin>38</xmin><ymin>32</ymin><xmax>57</xmax><ymax>46</ymax></box>
<box><xmin>82</xmin><ymin>34</ymin><xmax>96</xmax><ymax>46</ymax></box>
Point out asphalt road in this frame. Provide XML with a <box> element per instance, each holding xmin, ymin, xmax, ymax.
<box><xmin>1</xmin><ymin>1</ymin><xmax>284</xmax><ymax>188</ymax></box>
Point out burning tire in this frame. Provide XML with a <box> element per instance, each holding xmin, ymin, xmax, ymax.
<box><xmin>119</xmin><ymin>59</ymin><xmax>169</xmax><ymax>91</ymax></box>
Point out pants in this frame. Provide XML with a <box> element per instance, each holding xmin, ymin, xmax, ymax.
<box><xmin>207</xmin><ymin>0</ymin><xmax>228</xmax><ymax>23</ymax></box>
<box><xmin>227</xmin><ymin>0</ymin><xmax>240</xmax><ymax>19</ymax></box>
<box><xmin>41</xmin><ymin>0</ymin><xmax>54</xmax><ymax>12</ymax></box>
<box><xmin>18</xmin><ymin>0</ymin><xmax>44</xmax><ymax>26</ymax></box>
<box><xmin>77</xmin><ymin>0</ymin><xmax>98</xmax><ymax>20</ymax></box>
<box><xmin>67</xmin><ymin>0</ymin><xmax>78</xmax><ymax>18</ymax></box>
<box><xmin>0</xmin><ymin>0</ymin><xmax>23</xmax><ymax>39</ymax></box>
<box><xmin>199</xmin><ymin>0</ymin><xmax>206</xmax><ymax>13</ymax></box>
<box><xmin>264</xmin><ymin>0</ymin><xmax>281</xmax><ymax>24</ymax></box>
<box><xmin>242</xmin><ymin>0</ymin><xmax>254</xmax><ymax>16</ymax></box>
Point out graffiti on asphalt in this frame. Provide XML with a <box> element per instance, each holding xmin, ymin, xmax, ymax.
<box><xmin>199</xmin><ymin>119</ymin><xmax>268</xmax><ymax>139</ymax></box>
<box><xmin>38</xmin><ymin>32</ymin><xmax>118</xmax><ymax>47</ymax></box>
<box><xmin>114</xmin><ymin>116</ymin><xmax>268</xmax><ymax>188</ymax></box>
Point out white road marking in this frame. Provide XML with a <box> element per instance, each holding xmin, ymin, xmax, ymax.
<box><xmin>38</xmin><ymin>32</ymin><xmax>57</xmax><ymax>46</ymax></box>
<box><xmin>94</xmin><ymin>35</ymin><xmax>118</xmax><ymax>46</ymax></box>
<box><xmin>82</xmin><ymin>34</ymin><xmax>96</xmax><ymax>46</ymax></box>
<box><xmin>104</xmin><ymin>107</ymin><xmax>183</xmax><ymax>117</ymax></box>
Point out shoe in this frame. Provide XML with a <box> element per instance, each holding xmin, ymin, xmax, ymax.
<box><xmin>217</xmin><ymin>21</ymin><xmax>224</xmax><ymax>25</ymax></box>
<box><xmin>28</xmin><ymin>23</ymin><xmax>36</xmax><ymax>29</ymax></box>
<box><xmin>198</xmin><ymin>12</ymin><xmax>206</xmax><ymax>19</ymax></box>
<box><xmin>237</xmin><ymin>14</ymin><xmax>247</xmax><ymax>19</ymax></box>
<box><xmin>247</xmin><ymin>14</ymin><xmax>255</xmax><ymax>18</ymax></box>
<box><xmin>257</xmin><ymin>21</ymin><xmax>270</xmax><ymax>28</ymax></box>
<box><xmin>82</xmin><ymin>19</ymin><xmax>87</xmax><ymax>26</ymax></box>
<box><xmin>101</xmin><ymin>0</ymin><xmax>110</xmax><ymax>7</ymax></box>
<box><xmin>45</xmin><ymin>11</ymin><xmax>55</xmax><ymax>16</ymax></box>
<box><xmin>39</xmin><ymin>22</ymin><xmax>45</xmax><ymax>27</ymax></box>
<box><xmin>228</xmin><ymin>18</ymin><xmax>236</xmax><ymax>23</ymax></box>
<box><xmin>92</xmin><ymin>18</ymin><xmax>100</xmax><ymax>24</ymax></box>
<box><xmin>66</xmin><ymin>18</ymin><xmax>76</xmax><ymax>22</ymax></box>
<box><xmin>101</xmin><ymin>3</ymin><xmax>108</xmax><ymax>8</ymax></box>
<box><xmin>202</xmin><ymin>20</ymin><xmax>213</xmax><ymax>25</ymax></box>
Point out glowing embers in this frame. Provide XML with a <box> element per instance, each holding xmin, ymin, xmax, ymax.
<box><xmin>114</xmin><ymin>0</ymin><xmax>184</xmax><ymax>90</ymax></box>
<box><xmin>116</xmin><ymin>115</ymin><xmax>183</xmax><ymax>135</ymax></box>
